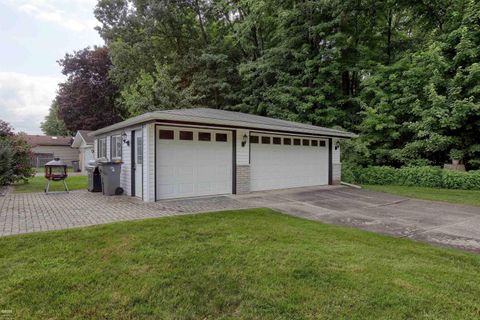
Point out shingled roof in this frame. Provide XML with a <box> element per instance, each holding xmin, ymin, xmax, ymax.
<box><xmin>25</xmin><ymin>135</ymin><xmax>73</xmax><ymax>147</ymax></box>
<box><xmin>90</xmin><ymin>108</ymin><xmax>357</xmax><ymax>138</ymax></box>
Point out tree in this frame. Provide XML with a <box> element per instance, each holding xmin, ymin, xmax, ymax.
<box><xmin>91</xmin><ymin>0</ymin><xmax>480</xmax><ymax>169</ymax></box>
<box><xmin>56</xmin><ymin>46</ymin><xmax>122</xmax><ymax>132</ymax></box>
<box><xmin>0</xmin><ymin>120</ymin><xmax>34</xmax><ymax>185</ymax></box>
<box><xmin>40</xmin><ymin>100</ymin><xmax>72</xmax><ymax>136</ymax></box>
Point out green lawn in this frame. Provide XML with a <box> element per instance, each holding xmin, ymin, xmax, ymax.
<box><xmin>1</xmin><ymin>209</ymin><xmax>479</xmax><ymax>319</ymax></box>
<box><xmin>363</xmin><ymin>185</ymin><xmax>480</xmax><ymax>207</ymax></box>
<box><xmin>13</xmin><ymin>175</ymin><xmax>87</xmax><ymax>193</ymax></box>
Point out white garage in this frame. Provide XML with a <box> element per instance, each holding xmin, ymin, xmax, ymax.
<box><xmin>156</xmin><ymin>126</ymin><xmax>233</xmax><ymax>200</ymax></box>
<box><xmin>90</xmin><ymin>108</ymin><xmax>356</xmax><ymax>202</ymax></box>
<box><xmin>250</xmin><ymin>133</ymin><xmax>328</xmax><ymax>191</ymax></box>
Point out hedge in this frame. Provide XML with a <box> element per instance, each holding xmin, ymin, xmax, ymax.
<box><xmin>342</xmin><ymin>165</ymin><xmax>480</xmax><ymax>190</ymax></box>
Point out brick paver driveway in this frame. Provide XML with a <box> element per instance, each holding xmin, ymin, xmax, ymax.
<box><xmin>0</xmin><ymin>190</ymin><xmax>254</xmax><ymax>236</ymax></box>
<box><xmin>1</xmin><ymin>186</ymin><xmax>480</xmax><ymax>252</ymax></box>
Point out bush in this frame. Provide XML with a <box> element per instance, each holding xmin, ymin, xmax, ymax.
<box><xmin>342</xmin><ymin>164</ymin><xmax>480</xmax><ymax>190</ymax></box>
<box><xmin>0</xmin><ymin>124</ymin><xmax>34</xmax><ymax>186</ymax></box>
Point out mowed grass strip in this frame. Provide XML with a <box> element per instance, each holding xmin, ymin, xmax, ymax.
<box><xmin>1</xmin><ymin>209</ymin><xmax>479</xmax><ymax>319</ymax></box>
<box><xmin>13</xmin><ymin>175</ymin><xmax>87</xmax><ymax>193</ymax></box>
<box><xmin>363</xmin><ymin>185</ymin><xmax>480</xmax><ymax>207</ymax></box>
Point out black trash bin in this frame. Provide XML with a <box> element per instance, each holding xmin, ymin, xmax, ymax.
<box><xmin>86</xmin><ymin>161</ymin><xmax>102</xmax><ymax>192</ymax></box>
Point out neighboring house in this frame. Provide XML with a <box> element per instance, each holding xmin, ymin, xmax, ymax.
<box><xmin>89</xmin><ymin>108</ymin><xmax>356</xmax><ymax>202</ymax></box>
<box><xmin>25</xmin><ymin>135</ymin><xmax>79</xmax><ymax>168</ymax></box>
<box><xmin>71</xmin><ymin>130</ymin><xmax>95</xmax><ymax>172</ymax></box>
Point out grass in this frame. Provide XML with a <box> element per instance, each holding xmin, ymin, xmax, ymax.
<box><xmin>1</xmin><ymin>209</ymin><xmax>479</xmax><ymax>319</ymax></box>
<box><xmin>363</xmin><ymin>185</ymin><xmax>480</xmax><ymax>207</ymax></box>
<box><xmin>13</xmin><ymin>175</ymin><xmax>87</xmax><ymax>193</ymax></box>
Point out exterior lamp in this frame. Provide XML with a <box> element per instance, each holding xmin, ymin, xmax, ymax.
<box><xmin>241</xmin><ymin>134</ymin><xmax>248</xmax><ymax>147</ymax></box>
<box><xmin>122</xmin><ymin>132</ymin><xmax>130</xmax><ymax>146</ymax></box>
<box><xmin>334</xmin><ymin>140</ymin><xmax>340</xmax><ymax>150</ymax></box>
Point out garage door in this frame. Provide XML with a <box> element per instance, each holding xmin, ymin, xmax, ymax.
<box><xmin>250</xmin><ymin>134</ymin><xmax>328</xmax><ymax>191</ymax></box>
<box><xmin>156</xmin><ymin>126</ymin><xmax>232</xmax><ymax>200</ymax></box>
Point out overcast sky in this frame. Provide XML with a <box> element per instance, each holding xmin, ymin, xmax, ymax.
<box><xmin>0</xmin><ymin>0</ymin><xmax>103</xmax><ymax>134</ymax></box>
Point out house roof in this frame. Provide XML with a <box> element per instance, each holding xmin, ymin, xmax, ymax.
<box><xmin>78</xmin><ymin>130</ymin><xmax>94</xmax><ymax>144</ymax></box>
<box><xmin>90</xmin><ymin>108</ymin><xmax>357</xmax><ymax>138</ymax></box>
<box><xmin>25</xmin><ymin>135</ymin><xmax>73</xmax><ymax>147</ymax></box>
<box><xmin>72</xmin><ymin>130</ymin><xmax>94</xmax><ymax>148</ymax></box>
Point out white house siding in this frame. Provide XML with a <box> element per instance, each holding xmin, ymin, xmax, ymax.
<box><xmin>143</xmin><ymin>123</ymin><xmax>155</xmax><ymax>202</ymax></box>
<box><xmin>93</xmin><ymin>138</ymin><xmax>98</xmax><ymax>157</ymax></box>
<box><xmin>236</xmin><ymin>129</ymin><xmax>250</xmax><ymax>165</ymax></box>
<box><xmin>78</xmin><ymin>147</ymin><xmax>94</xmax><ymax>172</ymax></box>
<box><xmin>120</xmin><ymin>129</ymin><xmax>132</xmax><ymax>196</ymax></box>
<box><xmin>332</xmin><ymin>138</ymin><xmax>341</xmax><ymax>184</ymax></box>
<box><xmin>31</xmin><ymin>146</ymin><xmax>79</xmax><ymax>166</ymax></box>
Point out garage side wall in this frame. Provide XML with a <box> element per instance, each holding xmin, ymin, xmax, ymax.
<box><xmin>332</xmin><ymin>138</ymin><xmax>341</xmax><ymax>184</ymax></box>
<box><xmin>120</xmin><ymin>129</ymin><xmax>132</xmax><ymax>196</ymax></box>
<box><xmin>143</xmin><ymin>123</ymin><xmax>155</xmax><ymax>202</ymax></box>
<box><xmin>236</xmin><ymin>129</ymin><xmax>250</xmax><ymax>194</ymax></box>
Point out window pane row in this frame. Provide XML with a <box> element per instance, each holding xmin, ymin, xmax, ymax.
<box><xmin>250</xmin><ymin>135</ymin><xmax>327</xmax><ymax>147</ymax></box>
<box><xmin>159</xmin><ymin>130</ymin><xmax>228</xmax><ymax>142</ymax></box>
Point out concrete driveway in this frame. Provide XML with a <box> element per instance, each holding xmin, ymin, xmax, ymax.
<box><xmin>1</xmin><ymin>186</ymin><xmax>479</xmax><ymax>252</ymax></box>
<box><xmin>236</xmin><ymin>186</ymin><xmax>480</xmax><ymax>253</ymax></box>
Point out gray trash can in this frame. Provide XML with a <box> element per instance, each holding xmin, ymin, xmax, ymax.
<box><xmin>86</xmin><ymin>161</ymin><xmax>102</xmax><ymax>192</ymax></box>
<box><xmin>98</xmin><ymin>161</ymin><xmax>124</xmax><ymax>196</ymax></box>
<box><xmin>72</xmin><ymin>160</ymin><xmax>80</xmax><ymax>172</ymax></box>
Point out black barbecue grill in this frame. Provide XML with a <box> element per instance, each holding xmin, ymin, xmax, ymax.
<box><xmin>44</xmin><ymin>158</ymin><xmax>69</xmax><ymax>193</ymax></box>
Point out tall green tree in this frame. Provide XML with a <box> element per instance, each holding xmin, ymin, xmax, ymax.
<box><xmin>40</xmin><ymin>100</ymin><xmax>72</xmax><ymax>136</ymax></box>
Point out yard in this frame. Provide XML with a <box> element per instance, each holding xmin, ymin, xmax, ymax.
<box><xmin>363</xmin><ymin>185</ymin><xmax>480</xmax><ymax>207</ymax></box>
<box><xmin>13</xmin><ymin>175</ymin><xmax>87</xmax><ymax>193</ymax></box>
<box><xmin>1</xmin><ymin>209</ymin><xmax>479</xmax><ymax>319</ymax></box>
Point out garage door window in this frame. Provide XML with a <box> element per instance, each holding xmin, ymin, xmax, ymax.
<box><xmin>284</xmin><ymin>138</ymin><xmax>291</xmax><ymax>145</ymax></box>
<box><xmin>198</xmin><ymin>132</ymin><xmax>211</xmax><ymax>141</ymax></box>
<box><xmin>250</xmin><ymin>136</ymin><xmax>259</xmax><ymax>144</ymax></box>
<box><xmin>261</xmin><ymin>136</ymin><xmax>270</xmax><ymax>144</ymax></box>
<box><xmin>311</xmin><ymin>140</ymin><xmax>318</xmax><ymax>147</ymax></box>
<box><xmin>302</xmin><ymin>139</ymin><xmax>310</xmax><ymax>146</ymax></box>
<box><xmin>160</xmin><ymin>130</ymin><xmax>174</xmax><ymax>140</ymax></box>
<box><xmin>273</xmin><ymin>137</ymin><xmax>281</xmax><ymax>145</ymax></box>
<box><xmin>216</xmin><ymin>133</ymin><xmax>228</xmax><ymax>142</ymax></box>
<box><xmin>293</xmin><ymin>138</ymin><xmax>301</xmax><ymax>146</ymax></box>
<box><xmin>319</xmin><ymin>140</ymin><xmax>326</xmax><ymax>147</ymax></box>
<box><xmin>180</xmin><ymin>131</ymin><xmax>193</xmax><ymax>140</ymax></box>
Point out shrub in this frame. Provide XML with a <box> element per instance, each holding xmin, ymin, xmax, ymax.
<box><xmin>0</xmin><ymin>122</ymin><xmax>34</xmax><ymax>186</ymax></box>
<box><xmin>342</xmin><ymin>164</ymin><xmax>480</xmax><ymax>190</ymax></box>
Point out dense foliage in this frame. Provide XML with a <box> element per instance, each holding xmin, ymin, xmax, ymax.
<box><xmin>342</xmin><ymin>165</ymin><xmax>480</xmax><ymax>190</ymax></box>
<box><xmin>40</xmin><ymin>100</ymin><xmax>72</xmax><ymax>136</ymax></box>
<box><xmin>52</xmin><ymin>0</ymin><xmax>479</xmax><ymax>169</ymax></box>
<box><xmin>56</xmin><ymin>47</ymin><xmax>122</xmax><ymax>132</ymax></box>
<box><xmin>0</xmin><ymin>120</ymin><xmax>34</xmax><ymax>185</ymax></box>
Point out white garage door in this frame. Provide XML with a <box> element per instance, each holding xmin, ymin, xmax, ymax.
<box><xmin>156</xmin><ymin>126</ymin><xmax>232</xmax><ymax>200</ymax></box>
<box><xmin>250</xmin><ymin>134</ymin><xmax>329</xmax><ymax>191</ymax></box>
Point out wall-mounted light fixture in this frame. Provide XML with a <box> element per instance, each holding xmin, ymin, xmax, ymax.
<box><xmin>122</xmin><ymin>131</ymin><xmax>130</xmax><ymax>146</ymax></box>
<box><xmin>334</xmin><ymin>140</ymin><xmax>340</xmax><ymax>150</ymax></box>
<box><xmin>241</xmin><ymin>134</ymin><xmax>248</xmax><ymax>147</ymax></box>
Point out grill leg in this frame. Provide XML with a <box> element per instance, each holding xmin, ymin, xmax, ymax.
<box><xmin>45</xmin><ymin>180</ymin><xmax>51</xmax><ymax>193</ymax></box>
<box><xmin>63</xmin><ymin>180</ymin><xmax>69</xmax><ymax>193</ymax></box>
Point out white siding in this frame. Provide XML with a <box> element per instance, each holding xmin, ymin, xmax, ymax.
<box><xmin>93</xmin><ymin>138</ymin><xmax>98</xmax><ymax>157</ymax></box>
<box><xmin>120</xmin><ymin>129</ymin><xmax>132</xmax><ymax>196</ymax></box>
<box><xmin>332</xmin><ymin>138</ymin><xmax>341</xmax><ymax>164</ymax></box>
<box><xmin>143</xmin><ymin>123</ymin><xmax>155</xmax><ymax>202</ymax></box>
<box><xmin>236</xmin><ymin>129</ymin><xmax>250</xmax><ymax>165</ymax></box>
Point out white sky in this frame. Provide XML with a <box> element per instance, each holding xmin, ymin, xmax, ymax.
<box><xmin>0</xmin><ymin>0</ymin><xmax>103</xmax><ymax>134</ymax></box>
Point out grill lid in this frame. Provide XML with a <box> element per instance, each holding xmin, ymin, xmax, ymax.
<box><xmin>45</xmin><ymin>158</ymin><xmax>67</xmax><ymax>167</ymax></box>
